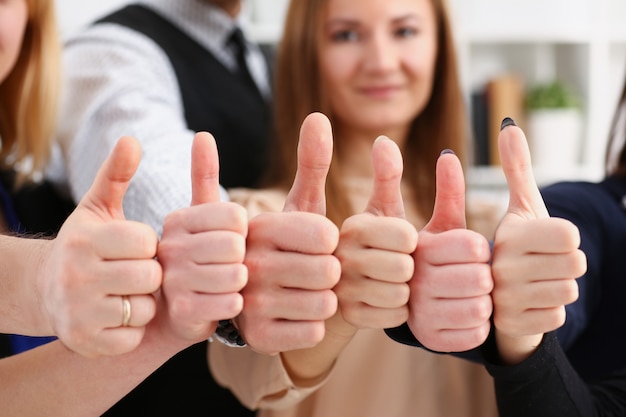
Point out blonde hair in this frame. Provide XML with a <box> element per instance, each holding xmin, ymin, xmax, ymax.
<box><xmin>0</xmin><ymin>0</ymin><xmax>61</xmax><ymax>185</ymax></box>
<box><xmin>266</xmin><ymin>0</ymin><xmax>468</xmax><ymax>225</ymax></box>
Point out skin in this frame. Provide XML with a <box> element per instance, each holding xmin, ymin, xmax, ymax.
<box><xmin>0</xmin><ymin>0</ymin><xmax>27</xmax><ymax>83</ymax></box>
<box><xmin>0</xmin><ymin>0</ymin><xmax>163</xmax><ymax>356</ymax></box>
<box><xmin>235</xmin><ymin>113</ymin><xmax>342</xmax><ymax>356</ymax></box>
<box><xmin>0</xmin><ymin>133</ymin><xmax>251</xmax><ymax>415</ymax></box>
<box><xmin>490</xmin><ymin>123</ymin><xmax>586</xmax><ymax>364</ymax></box>
<box><xmin>208</xmin><ymin>0</ymin><xmax>241</xmax><ymax>18</ymax></box>
<box><xmin>320</xmin><ymin>0</ymin><xmax>437</xmax><ymax>170</ymax></box>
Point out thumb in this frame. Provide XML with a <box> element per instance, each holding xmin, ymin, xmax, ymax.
<box><xmin>365</xmin><ymin>136</ymin><xmax>405</xmax><ymax>218</ymax></box>
<box><xmin>423</xmin><ymin>150</ymin><xmax>467</xmax><ymax>233</ymax></box>
<box><xmin>190</xmin><ymin>132</ymin><xmax>221</xmax><ymax>206</ymax></box>
<box><xmin>498</xmin><ymin>118</ymin><xmax>549</xmax><ymax>219</ymax></box>
<box><xmin>78</xmin><ymin>136</ymin><xmax>142</xmax><ymax>220</ymax></box>
<box><xmin>283</xmin><ymin>112</ymin><xmax>333</xmax><ymax>214</ymax></box>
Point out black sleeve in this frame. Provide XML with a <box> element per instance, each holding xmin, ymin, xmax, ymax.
<box><xmin>483</xmin><ymin>332</ymin><xmax>626</xmax><ymax>417</ymax></box>
<box><xmin>385</xmin><ymin>324</ymin><xmax>484</xmax><ymax>363</ymax></box>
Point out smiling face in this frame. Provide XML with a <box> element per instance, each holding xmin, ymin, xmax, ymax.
<box><xmin>0</xmin><ymin>0</ymin><xmax>28</xmax><ymax>85</ymax></box>
<box><xmin>319</xmin><ymin>0</ymin><xmax>438</xmax><ymax>139</ymax></box>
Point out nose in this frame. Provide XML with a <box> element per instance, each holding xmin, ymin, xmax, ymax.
<box><xmin>363</xmin><ymin>32</ymin><xmax>398</xmax><ymax>73</ymax></box>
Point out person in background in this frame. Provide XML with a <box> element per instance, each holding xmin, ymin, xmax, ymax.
<box><xmin>210</xmin><ymin>0</ymin><xmax>499</xmax><ymax>415</ymax></box>
<box><xmin>54</xmin><ymin>0</ymin><xmax>274</xmax><ymax>415</ymax></box>
<box><xmin>482</xmin><ymin>79</ymin><xmax>626</xmax><ymax>415</ymax></box>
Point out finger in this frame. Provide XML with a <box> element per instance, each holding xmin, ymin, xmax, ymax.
<box><xmin>283</xmin><ymin>112</ymin><xmax>333</xmax><ymax>214</ymax></box>
<box><xmin>423</xmin><ymin>150</ymin><xmax>467</xmax><ymax>233</ymax></box>
<box><xmin>89</xmin><ymin>220</ymin><xmax>159</xmax><ymax>260</ymax></box>
<box><xmin>338</xmin><ymin>275</ymin><xmax>410</xmax><ymax>308</ymax></box>
<box><xmin>338</xmin><ymin>247</ymin><xmax>414</xmax><ymax>283</ymax></box>
<box><xmin>79</xmin><ymin>136</ymin><xmax>142</xmax><ymax>219</ymax></box>
<box><xmin>191</xmin><ymin>132</ymin><xmax>221</xmax><ymax>206</ymax></box>
<box><xmin>498</xmin><ymin>117</ymin><xmax>550</xmax><ymax>219</ymax></box>
<box><xmin>340</xmin><ymin>214</ymin><xmax>417</xmax><ymax>253</ymax></box>
<box><xmin>249</xmin><ymin>211</ymin><xmax>338</xmax><ymax>254</ymax></box>
<box><xmin>94</xmin><ymin>258</ymin><xmax>162</xmax><ymax>295</ymax></box>
<box><xmin>243</xmin><ymin>288</ymin><xmax>337</xmax><ymax>321</ymax></box>
<box><xmin>245</xmin><ymin>251</ymin><xmax>341</xmax><ymax>290</ymax></box>
<box><xmin>341</xmin><ymin>304</ymin><xmax>409</xmax><ymax>329</ymax></box>
<box><xmin>109</xmin><ymin>294</ymin><xmax>157</xmax><ymax>328</ymax></box>
<box><xmin>424</xmin><ymin>325</ymin><xmax>491</xmax><ymax>353</ymax></box>
<box><xmin>365</xmin><ymin>136</ymin><xmax>405</xmax><ymax>218</ymax></box>
<box><xmin>164</xmin><ymin>264</ymin><xmax>248</xmax><ymax>294</ymax></box>
<box><xmin>158</xmin><ymin>230</ymin><xmax>246</xmax><ymax>264</ymax></box>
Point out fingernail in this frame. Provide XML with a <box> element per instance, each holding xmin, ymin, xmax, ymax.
<box><xmin>440</xmin><ymin>149</ymin><xmax>455</xmax><ymax>156</ymax></box>
<box><xmin>374</xmin><ymin>135</ymin><xmax>389</xmax><ymax>143</ymax></box>
<box><xmin>500</xmin><ymin>117</ymin><xmax>517</xmax><ymax>131</ymax></box>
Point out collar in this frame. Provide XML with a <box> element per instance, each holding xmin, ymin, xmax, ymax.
<box><xmin>136</xmin><ymin>0</ymin><xmax>250</xmax><ymax>53</ymax></box>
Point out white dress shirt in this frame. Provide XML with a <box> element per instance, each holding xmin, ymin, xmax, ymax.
<box><xmin>54</xmin><ymin>0</ymin><xmax>270</xmax><ymax>235</ymax></box>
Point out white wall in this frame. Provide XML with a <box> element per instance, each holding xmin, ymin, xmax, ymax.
<box><xmin>54</xmin><ymin>1</ymin><xmax>289</xmax><ymax>42</ymax></box>
<box><xmin>55</xmin><ymin>0</ymin><xmax>131</xmax><ymax>38</ymax></box>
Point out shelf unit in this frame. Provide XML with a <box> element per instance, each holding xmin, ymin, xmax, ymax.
<box><xmin>448</xmin><ymin>0</ymin><xmax>626</xmax><ymax>190</ymax></box>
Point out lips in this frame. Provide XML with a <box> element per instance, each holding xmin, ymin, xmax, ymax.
<box><xmin>359</xmin><ymin>85</ymin><xmax>401</xmax><ymax>99</ymax></box>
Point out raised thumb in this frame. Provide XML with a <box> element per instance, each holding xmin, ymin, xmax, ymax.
<box><xmin>190</xmin><ymin>132</ymin><xmax>222</xmax><ymax>206</ymax></box>
<box><xmin>364</xmin><ymin>136</ymin><xmax>406</xmax><ymax>218</ymax></box>
<box><xmin>283</xmin><ymin>112</ymin><xmax>333</xmax><ymax>214</ymax></box>
<box><xmin>423</xmin><ymin>150</ymin><xmax>467</xmax><ymax>233</ymax></box>
<box><xmin>499</xmin><ymin>118</ymin><xmax>549</xmax><ymax>219</ymax></box>
<box><xmin>78</xmin><ymin>136</ymin><xmax>142</xmax><ymax>220</ymax></box>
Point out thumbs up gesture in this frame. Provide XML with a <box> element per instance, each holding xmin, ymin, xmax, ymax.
<box><xmin>236</xmin><ymin>113</ymin><xmax>341</xmax><ymax>355</ymax></box>
<box><xmin>408</xmin><ymin>150</ymin><xmax>493</xmax><ymax>352</ymax></box>
<box><xmin>157</xmin><ymin>132</ymin><xmax>248</xmax><ymax>345</ymax></box>
<box><xmin>41</xmin><ymin>136</ymin><xmax>162</xmax><ymax>358</ymax></box>
<box><xmin>491</xmin><ymin>119</ymin><xmax>586</xmax><ymax>364</ymax></box>
<box><xmin>333</xmin><ymin>136</ymin><xmax>417</xmax><ymax>333</ymax></box>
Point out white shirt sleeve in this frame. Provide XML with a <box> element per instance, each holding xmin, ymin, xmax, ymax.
<box><xmin>57</xmin><ymin>23</ymin><xmax>227</xmax><ymax>235</ymax></box>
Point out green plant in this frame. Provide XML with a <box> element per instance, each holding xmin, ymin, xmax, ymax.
<box><xmin>525</xmin><ymin>80</ymin><xmax>581</xmax><ymax>110</ymax></box>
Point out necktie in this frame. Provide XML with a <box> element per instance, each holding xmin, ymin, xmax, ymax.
<box><xmin>228</xmin><ymin>27</ymin><xmax>259</xmax><ymax>93</ymax></box>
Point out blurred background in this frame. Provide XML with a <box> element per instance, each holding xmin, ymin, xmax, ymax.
<box><xmin>55</xmin><ymin>0</ymin><xmax>626</xmax><ymax>191</ymax></box>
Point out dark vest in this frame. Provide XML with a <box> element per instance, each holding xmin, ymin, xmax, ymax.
<box><xmin>98</xmin><ymin>4</ymin><xmax>272</xmax><ymax>189</ymax></box>
<box><xmin>94</xmin><ymin>5</ymin><xmax>266</xmax><ymax>416</ymax></box>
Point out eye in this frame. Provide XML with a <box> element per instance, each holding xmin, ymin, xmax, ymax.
<box><xmin>331</xmin><ymin>29</ymin><xmax>360</xmax><ymax>43</ymax></box>
<box><xmin>395</xmin><ymin>26</ymin><xmax>418</xmax><ymax>39</ymax></box>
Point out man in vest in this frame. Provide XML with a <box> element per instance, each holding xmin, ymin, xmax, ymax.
<box><xmin>55</xmin><ymin>0</ymin><xmax>272</xmax><ymax>415</ymax></box>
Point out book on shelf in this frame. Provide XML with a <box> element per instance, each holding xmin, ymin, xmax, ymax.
<box><xmin>471</xmin><ymin>73</ymin><xmax>526</xmax><ymax>166</ymax></box>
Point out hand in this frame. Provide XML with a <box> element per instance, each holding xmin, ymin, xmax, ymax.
<box><xmin>237</xmin><ymin>113</ymin><xmax>341</xmax><ymax>355</ymax></box>
<box><xmin>158</xmin><ymin>132</ymin><xmax>247</xmax><ymax>344</ymax></box>
<box><xmin>491</xmin><ymin>120</ymin><xmax>586</xmax><ymax>364</ymax></box>
<box><xmin>40</xmin><ymin>136</ymin><xmax>162</xmax><ymax>358</ymax></box>
<box><xmin>334</xmin><ymin>136</ymin><xmax>417</xmax><ymax>334</ymax></box>
<box><xmin>408</xmin><ymin>150</ymin><xmax>493</xmax><ymax>352</ymax></box>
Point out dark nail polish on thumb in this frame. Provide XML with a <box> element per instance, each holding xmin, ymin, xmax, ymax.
<box><xmin>500</xmin><ymin>117</ymin><xmax>517</xmax><ymax>131</ymax></box>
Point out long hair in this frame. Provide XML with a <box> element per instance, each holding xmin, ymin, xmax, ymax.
<box><xmin>0</xmin><ymin>0</ymin><xmax>61</xmax><ymax>185</ymax></box>
<box><xmin>266</xmin><ymin>0</ymin><xmax>468</xmax><ymax>225</ymax></box>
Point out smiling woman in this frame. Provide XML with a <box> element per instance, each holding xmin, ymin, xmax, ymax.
<box><xmin>319</xmin><ymin>0</ymin><xmax>438</xmax><ymax>148</ymax></box>
<box><xmin>209</xmin><ymin>0</ymin><xmax>500</xmax><ymax>416</ymax></box>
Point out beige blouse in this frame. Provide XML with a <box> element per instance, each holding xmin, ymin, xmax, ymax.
<box><xmin>210</xmin><ymin>179</ymin><xmax>501</xmax><ymax>417</ymax></box>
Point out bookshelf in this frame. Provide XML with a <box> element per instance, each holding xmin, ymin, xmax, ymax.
<box><xmin>448</xmin><ymin>0</ymin><xmax>626</xmax><ymax>190</ymax></box>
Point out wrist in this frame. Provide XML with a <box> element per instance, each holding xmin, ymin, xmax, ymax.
<box><xmin>495</xmin><ymin>330</ymin><xmax>544</xmax><ymax>365</ymax></box>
